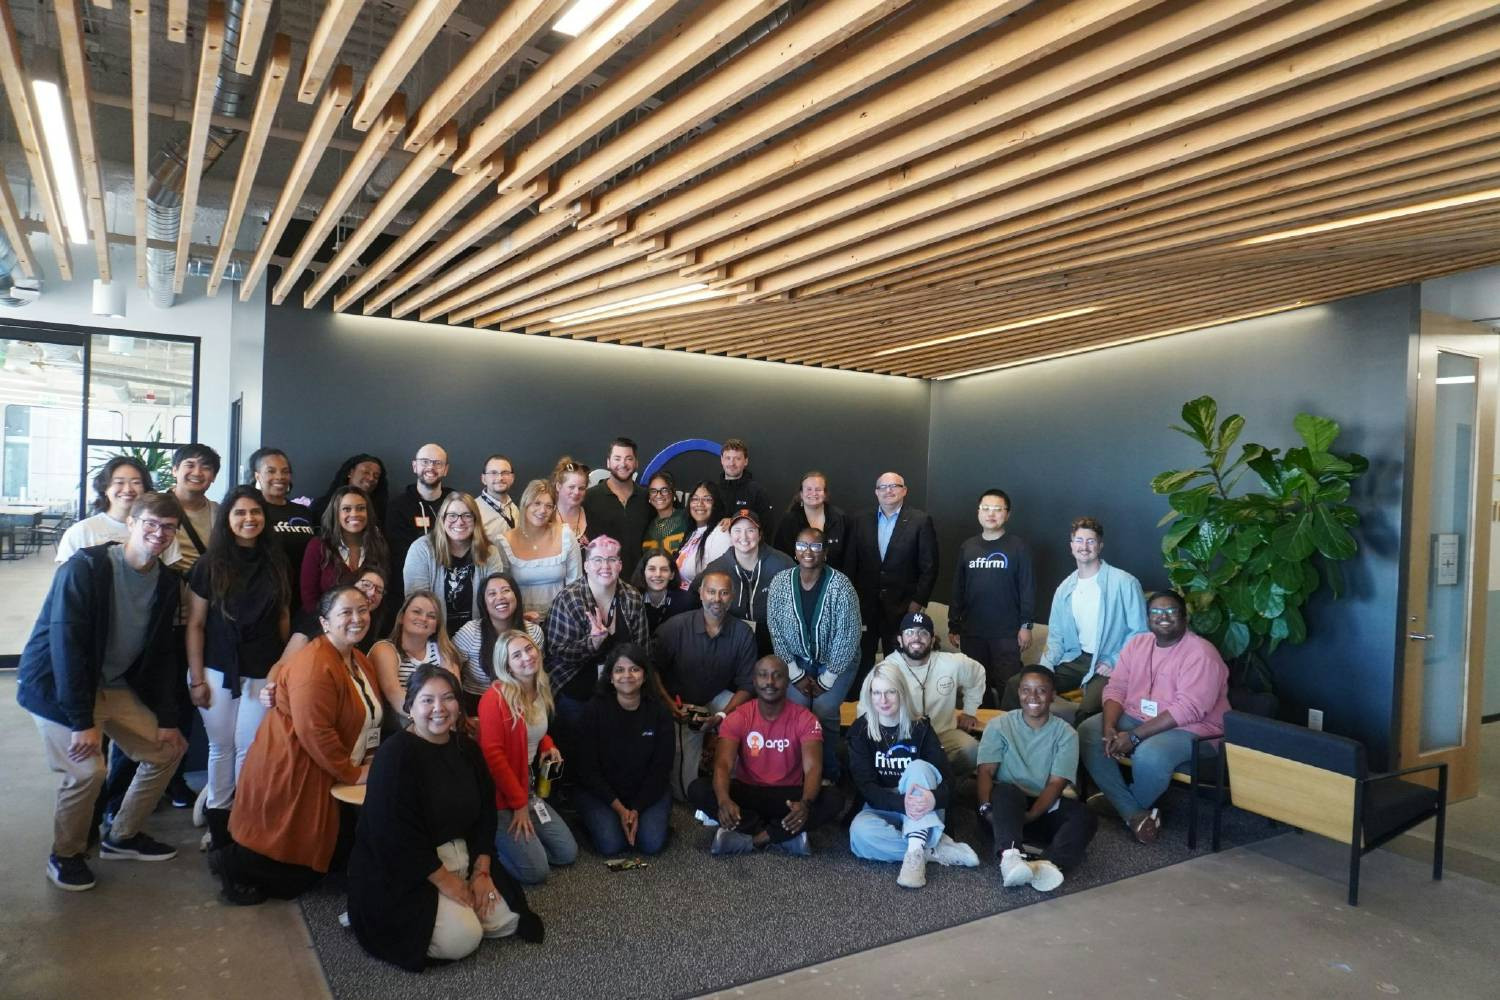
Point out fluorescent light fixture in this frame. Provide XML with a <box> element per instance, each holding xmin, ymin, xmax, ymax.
<box><xmin>31</xmin><ymin>79</ymin><xmax>88</xmax><ymax>246</ymax></box>
<box><xmin>1237</xmin><ymin>187</ymin><xmax>1500</xmax><ymax>247</ymax></box>
<box><xmin>553</xmin><ymin>0</ymin><xmax>614</xmax><ymax>36</ymax></box>
<box><xmin>1435</xmin><ymin>375</ymin><xmax>1476</xmax><ymax>385</ymax></box>
<box><xmin>549</xmin><ymin>282</ymin><xmax>728</xmax><ymax>325</ymax></box>
<box><xmin>871</xmin><ymin>306</ymin><xmax>1101</xmax><ymax>358</ymax></box>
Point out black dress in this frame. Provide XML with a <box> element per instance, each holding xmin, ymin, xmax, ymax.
<box><xmin>347</xmin><ymin>729</ymin><xmax>534</xmax><ymax>971</ymax></box>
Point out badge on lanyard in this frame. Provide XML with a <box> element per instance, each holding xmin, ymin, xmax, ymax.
<box><xmin>533</xmin><ymin>798</ymin><xmax>552</xmax><ymax>824</ymax></box>
<box><xmin>415</xmin><ymin>515</ymin><xmax>431</xmax><ymax>529</ymax></box>
<box><xmin>1140</xmin><ymin>698</ymin><xmax>1159</xmax><ymax>719</ymax></box>
<box><xmin>365</xmin><ymin>728</ymin><xmax>381</xmax><ymax>750</ymax></box>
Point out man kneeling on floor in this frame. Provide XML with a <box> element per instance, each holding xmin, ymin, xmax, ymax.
<box><xmin>688</xmin><ymin>655</ymin><xmax>843</xmax><ymax>855</ymax></box>
<box><xmin>976</xmin><ymin>665</ymin><xmax>1097</xmax><ymax>892</ymax></box>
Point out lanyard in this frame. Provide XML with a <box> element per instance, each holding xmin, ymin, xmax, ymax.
<box><xmin>479</xmin><ymin>491</ymin><xmax>514</xmax><ymax>528</ymax></box>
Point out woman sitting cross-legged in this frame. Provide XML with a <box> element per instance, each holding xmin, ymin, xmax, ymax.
<box><xmin>347</xmin><ymin>665</ymin><xmax>542</xmax><ymax>971</ymax></box>
<box><xmin>848</xmin><ymin>662</ymin><xmax>979</xmax><ymax>889</ymax></box>
<box><xmin>477</xmin><ymin>630</ymin><xmax>578</xmax><ymax>884</ymax></box>
<box><xmin>369</xmin><ymin>589</ymin><xmax>462</xmax><ymax>730</ymax></box>
<box><xmin>573</xmin><ymin>643</ymin><xmax>675</xmax><ymax>856</ymax></box>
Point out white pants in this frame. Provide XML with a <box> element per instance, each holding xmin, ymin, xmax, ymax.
<box><xmin>195</xmin><ymin>668</ymin><xmax>269</xmax><ymax>809</ymax></box>
<box><xmin>428</xmin><ymin>839</ymin><xmax>519</xmax><ymax>961</ymax></box>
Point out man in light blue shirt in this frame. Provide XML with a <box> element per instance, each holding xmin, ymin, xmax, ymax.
<box><xmin>1002</xmin><ymin>517</ymin><xmax>1146</xmax><ymax>721</ymax></box>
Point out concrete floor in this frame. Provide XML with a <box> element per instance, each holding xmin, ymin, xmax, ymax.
<box><xmin>2</xmin><ymin>666</ymin><xmax>1496</xmax><ymax>1000</ymax></box>
<box><xmin>0</xmin><ymin>546</ymin><xmax>58</xmax><ymax>657</ymax></box>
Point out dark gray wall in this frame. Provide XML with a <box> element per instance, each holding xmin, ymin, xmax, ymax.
<box><xmin>927</xmin><ymin>288</ymin><xmax>1419</xmax><ymax>765</ymax></box>
<box><xmin>261</xmin><ymin>303</ymin><xmax>933</xmax><ymax>536</ymax></box>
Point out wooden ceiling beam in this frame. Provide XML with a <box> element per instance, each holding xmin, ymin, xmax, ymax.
<box><xmin>404</xmin><ymin>211</ymin><xmax>612</xmax><ymax>320</ymax></box>
<box><xmin>129</xmin><ymin>0</ymin><xmax>149</xmax><ymax>285</ymax></box>
<box><xmin>333</xmin><ymin>163</ymin><xmax>498</xmax><ymax>311</ymax></box>
<box><xmin>472</xmin><ymin>249</ymin><xmax>686</xmax><ymax>326</ymax></box>
<box><xmin>584</xmin><ymin>0</ymin><xmax>1032</xmax><ymax>229</ymax></box>
<box><xmin>449</xmin><ymin>239</ymin><xmax>665</xmax><ymax>322</ymax></box>
<box><xmin>0</xmin><ymin>0</ymin><xmax>71</xmax><ymax>277</ymax></box>
<box><xmin>635</xmin><ymin>0</ymin><xmax>1282</xmax><ymax>250</ymax></box>
<box><xmin>208</xmin><ymin>33</ymin><xmax>291</xmax><ymax>298</ymax></box>
<box><xmin>451</xmin><ymin>0</ymin><xmax>682</xmax><ymax>174</ymax></box>
<box><xmin>368</xmin><ymin>177</ymin><xmax>550</xmax><ymax>315</ymax></box>
<box><xmin>303</xmin><ymin>123</ymin><xmax>458</xmax><ymax>308</ymax></box>
<box><xmin>54</xmin><ymin>0</ymin><xmax>111</xmax><ymax>279</ymax></box>
<box><xmin>272</xmin><ymin>93</ymin><xmax>407</xmax><ymax>305</ymax></box>
<box><xmin>167</xmin><ymin>0</ymin><xmax>187</xmax><ymax>42</ymax></box>
<box><xmin>241</xmin><ymin>64</ymin><xmax>354</xmax><ymax>301</ymax></box>
<box><xmin>351</xmin><ymin>0</ymin><xmax>461</xmax><ymax>130</ymax></box>
<box><xmin>502</xmin><ymin>0</ymin><xmax>784</xmax><ymax>195</ymax></box>
<box><xmin>500</xmin><ymin>270</ymin><xmax>715</xmax><ymax>330</ymax></box>
<box><xmin>233</xmin><ymin>0</ymin><xmax>272</xmax><ymax>75</ymax></box>
<box><xmin>0</xmin><ymin>164</ymin><xmax>34</xmax><ymax>279</ymax></box>
<box><xmin>403</xmin><ymin>0</ymin><xmax>570</xmax><ymax>151</ymax></box>
<box><xmin>298</xmin><ymin>0</ymin><xmax>362</xmax><ymax>103</ymax></box>
<box><xmin>172</xmin><ymin>1</ymin><xmax>227</xmax><ymax>294</ymax></box>
<box><xmin>538</xmin><ymin>0</ymin><xmax>930</xmax><ymax>212</ymax></box>
<box><xmin>729</xmin><ymin>12</ymin><xmax>1500</xmax><ymax>298</ymax></box>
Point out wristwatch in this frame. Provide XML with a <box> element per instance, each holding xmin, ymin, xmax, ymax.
<box><xmin>1129</xmin><ymin>732</ymin><xmax>1142</xmax><ymax>747</ymax></box>
<box><xmin>977</xmin><ymin>802</ymin><xmax>993</xmax><ymax>818</ymax></box>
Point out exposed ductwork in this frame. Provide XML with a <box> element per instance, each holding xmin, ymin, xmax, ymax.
<box><xmin>146</xmin><ymin>0</ymin><xmax>255</xmax><ymax>308</ymax></box>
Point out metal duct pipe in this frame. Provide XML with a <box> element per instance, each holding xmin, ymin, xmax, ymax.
<box><xmin>146</xmin><ymin>0</ymin><xmax>255</xmax><ymax>308</ymax></box>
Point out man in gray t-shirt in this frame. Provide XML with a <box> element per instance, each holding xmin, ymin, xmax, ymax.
<box><xmin>17</xmin><ymin>493</ymin><xmax>189</xmax><ymax>892</ymax></box>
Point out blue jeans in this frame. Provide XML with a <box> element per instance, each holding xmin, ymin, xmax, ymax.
<box><xmin>572</xmin><ymin>788</ymin><xmax>672</xmax><ymax>856</ymax></box>
<box><xmin>786</xmin><ymin>666</ymin><xmax>858</xmax><ymax>782</ymax></box>
<box><xmin>495</xmin><ymin>798</ymin><xmax>578</xmax><ymax>884</ymax></box>
<box><xmin>848</xmin><ymin>807</ymin><xmax>947</xmax><ymax>862</ymax></box>
<box><xmin>1079</xmin><ymin>713</ymin><xmax>1197</xmax><ymax>819</ymax></box>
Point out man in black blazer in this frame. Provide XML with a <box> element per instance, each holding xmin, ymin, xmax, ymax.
<box><xmin>846</xmin><ymin>471</ymin><xmax>939</xmax><ymax>691</ymax></box>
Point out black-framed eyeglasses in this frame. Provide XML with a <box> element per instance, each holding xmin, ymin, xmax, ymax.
<box><xmin>1147</xmin><ymin>607</ymin><xmax>1183</xmax><ymax>619</ymax></box>
<box><xmin>647</xmin><ymin>487</ymin><xmax>674</xmax><ymax>497</ymax></box>
<box><xmin>794</xmin><ymin>542</ymin><xmax>825</xmax><ymax>552</ymax></box>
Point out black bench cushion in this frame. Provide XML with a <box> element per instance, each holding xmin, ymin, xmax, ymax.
<box><xmin>1224</xmin><ymin>710</ymin><xmax>1366</xmax><ymax>778</ymax></box>
<box><xmin>1362</xmin><ymin>776</ymin><xmax>1439</xmax><ymax>841</ymax></box>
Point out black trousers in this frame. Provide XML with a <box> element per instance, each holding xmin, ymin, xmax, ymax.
<box><xmin>688</xmin><ymin>778</ymin><xmax>844</xmax><ymax>843</ymax></box>
<box><xmin>985</xmin><ymin>783</ymin><xmax>1097</xmax><ymax>872</ymax></box>
<box><xmin>960</xmin><ymin>634</ymin><xmax>1022</xmax><ymax>706</ymax></box>
<box><xmin>1001</xmin><ymin>654</ymin><xmax>1107</xmax><ymax>722</ymax></box>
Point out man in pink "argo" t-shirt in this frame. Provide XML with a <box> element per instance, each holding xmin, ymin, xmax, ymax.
<box><xmin>688</xmin><ymin>656</ymin><xmax>844</xmax><ymax>856</ymax></box>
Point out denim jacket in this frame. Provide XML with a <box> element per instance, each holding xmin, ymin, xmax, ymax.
<box><xmin>1040</xmin><ymin>561</ymin><xmax>1147</xmax><ymax>686</ymax></box>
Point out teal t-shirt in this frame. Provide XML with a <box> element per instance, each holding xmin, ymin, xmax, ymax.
<box><xmin>975</xmin><ymin>712</ymin><xmax>1078</xmax><ymax>796</ymax></box>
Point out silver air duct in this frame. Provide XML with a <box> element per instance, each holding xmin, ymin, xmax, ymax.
<box><xmin>146</xmin><ymin>0</ymin><xmax>253</xmax><ymax>308</ymax></box>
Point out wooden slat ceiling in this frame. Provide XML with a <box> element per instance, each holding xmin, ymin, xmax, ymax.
<box><xmin>2</xmin><ymin>0</ymin><xmax>1498</xmax><ymax>378</ymax></box>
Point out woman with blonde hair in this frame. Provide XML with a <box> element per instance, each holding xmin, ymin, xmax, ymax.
<box><xmin>550</xmin><ymin>457</ymin><xmax>590</xmax><ymax>547</ymax></box>
<box><xmin>370</xmin><ymin>590</ymin><xmax>462</xmax><ymax>729</ymax></box>
<box><xmin>477</xmin><ymin>630</ymin><xmax>577</xmax><ymax>884</ymax></box>
<box><xmin>403</xmin><ymin>492</ymin><xmax>507</xmax><ymax>636</ymax></box>
<box><xmin>847</xmin><ymin>661</ymin><xmax>978</xmax><ymax>888</ymax></box>
<box><xmin>496</xmin><ymin>479</ymin><xmax>582</xmax><ymax>612</ymax></box>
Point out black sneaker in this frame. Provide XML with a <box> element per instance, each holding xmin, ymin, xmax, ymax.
<box><xmin>100</xmin><ymin>831</ymin><xmax>177</xmax><ymax>861</ymax></box>
<box><xmin>48</xmin><ymin>853</ymin><xmax>96</xmax><ymax>891</ymax></box>
<box><xmin>166</xmin><ymin>776</ymin><xmax>194</xmax><ymax>809</ymax></box>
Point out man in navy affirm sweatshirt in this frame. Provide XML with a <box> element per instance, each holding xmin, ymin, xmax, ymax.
<box><xmin>947</xmin><ymin>488</ymin><xmax>1035</xmax><ymax>707</ymax></box>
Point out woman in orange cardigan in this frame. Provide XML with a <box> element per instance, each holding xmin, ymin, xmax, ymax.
<box><xmin>477</xmin><ymin>630</ymin><xmax>576</xmax><ymax>885</ymax></box>
<box><xmin>212</xmin><ymin>584</ymin><xmax>382</xmax><ymax>905</ymax></box>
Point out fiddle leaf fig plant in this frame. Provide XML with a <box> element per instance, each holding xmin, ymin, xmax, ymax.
<box><xmin>1151</xmin><ymin>396</ymin><xmax>1368</xmax><ymax>669</ymax></box>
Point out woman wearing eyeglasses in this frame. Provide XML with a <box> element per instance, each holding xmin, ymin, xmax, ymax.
<box><xmin>947</xmin><ymin>488</ymin><xmax>1035</xmax><ymax>708</ymax></box>
<box><xmin>641</xmin><ymin>471</ymin><xmax>690</xmax><ymax>561</ymax></box>
<box><xmin>674</xmin><ymin>480</ymin><xmax>731</xmax><ymax>592</ymax></box>
<box><xmin>403</xmin><ymin>492</ymin><xmax>508</xmax><ymax>637</ymax></box>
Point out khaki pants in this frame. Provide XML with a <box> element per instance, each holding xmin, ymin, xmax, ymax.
<box><xmin>31</xmin><ymin>687</ymin><xmax>184</xmax><ymax>857</ymax></box>
<box><xmin>427</xmin><ymin>839</ymin><xmax>519</xmax><ymax>961</ymax></box>
<box><xmin>938</xmin><ymin>726</ymin><xmax>979</xmax><ymax>777</ymax></box>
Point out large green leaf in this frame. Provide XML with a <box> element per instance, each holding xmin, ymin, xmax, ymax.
<box><xmin>1192</xmin><ymin>603</ymin><xmax>1224</xmax><ymax>635</ymax></box>
<box><xmin>1294</xmin><ymin>412</ymin><xmax>1340</xmax><ymax>452</ymax></box>
<box><xmin>1268</xmin><ymin>614</ymin><xmax>1290</xmax><ymax>655</ymax></box>
<box><xmin>1225</xmin><ymin>525</ymin><xmax>1264</xmax><ymax>563</ymax></box>
<box><xmin>1245</xmin><ymin>448</ymin><xmax>1284</xmax><ymax>494</ymax></box>
<box><xmin>1314</xmin><ymin>479</ymin><xmax>1351</xmax><ymax>504</ymax></box>
<box><xmin>1222</xmin><ymin>621</ymin><xmax>1251</xmax><ymax>660</ymax></box>
<box><xmin>1151</xmin><ymin>468</ymin><xmax>1206</xmax><ymax>495</ymax></box>
<box><xmin>1310</xmin><ymin>505</ymin><xmax>1357</xmax><ymax>560</ymax></box>
<box><xmin>1187</xmin><ymin>519</ymin><xmax>1229</xmax><ymax>563</ymax></box>
<box><xmin>1161</xmin><ymin>518</ymin><xmax>1197</xmax><ymax>556</ymax></box>
<box><xmin>1271</xmin><ymin>514</ymin><xmax>1318</xmax><ymax>560</ymax></box>
<box><xmin>1251</xmin><ymin>577</ymin><xmax>1286</xmax><ymax>618</ymax></box>
<box><xmin>1322</xmin><ymin>558</ymin><xmax>1345</xmax><ymax>599</ymax></box>
<box><xmin>1269</xmin><ymin>557</ymin><xmax>1303</xmax><ymax>591</ymax></box>
<box><xmin>1170</xmin><ymin>484</ymin><xmax>1216</xmax><ymax>517</ymax></box>
<box><xmin>1179</xmin><ymin>396</ymin><xmax>1219</xmax><ymax>447</ymax></box>
<box><xmin>1217</xmin><ymin>414</ymin><xmax>1245</xmax><ymax>454</ymax></box>
<box><xmin>1344</xmin><ymin>452</ymin><xmax>1369</xmax><ymax>477</ymax></box>
<box><xmin>1283</xmin><ymin>603</ymin><xmax>1307</xmax><ymax>644</ymax></box>
<box><xmin>1224</xmin><ymin>580</ymin><xmax>1257</xmax><ymax>621</ymax></box>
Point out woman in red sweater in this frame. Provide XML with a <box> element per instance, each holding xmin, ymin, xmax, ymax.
<box><xmin>299</xmin><ymin>486</ymin><xmax>390</xmax><ymax>613</ymax></box>
<box><xmin>477</xmin><ymin>630</ymin><xmax>577</xmax><ymax>884</ymax></box>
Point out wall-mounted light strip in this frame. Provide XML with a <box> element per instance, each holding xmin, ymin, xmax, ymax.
<box><xmin>549</xmin><ymin>282</ymin><xmax>728</xmax><ymax>325</ymax></box>
<box><xmin>553</xmin><ymin>0</ymin><xmax>613</xmax><ymax>36</ymax></box>
<box><xmin>30</xmin><ymin>80</ymin><xmax>88</xmax><ymax>245</ymax></box>
<box><xmin>871</xmin><ymin>306</ymin><xmax>1101</xmax><ymax>358</ymax></box>
<box><xmin>1238</xmin><ymin>187</ymin><xmax>1500</xmax><ymax>247</ymax></box>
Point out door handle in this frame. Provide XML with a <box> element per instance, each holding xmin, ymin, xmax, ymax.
<box><xmin>1408</xmin><ymin>632</ymin><xmax>1435</xmax><ymax>641</ymax></box>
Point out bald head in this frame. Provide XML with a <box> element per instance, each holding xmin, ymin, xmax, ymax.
<box><xmin>413</xmin><ymin>443</ymin><xmax>449</xmax><ymax>492</ymax></box>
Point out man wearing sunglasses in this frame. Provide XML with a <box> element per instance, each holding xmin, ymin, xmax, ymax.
<box><xmin>19</xmin><ymin>493</ymin><xmax>191</xmax><ymax>892</ymax></box>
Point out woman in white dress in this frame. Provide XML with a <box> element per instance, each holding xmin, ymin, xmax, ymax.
<box><xmin>496</xmin><ymin>479</ymin><xmax>581</xmax><ymax>613</ymax></box>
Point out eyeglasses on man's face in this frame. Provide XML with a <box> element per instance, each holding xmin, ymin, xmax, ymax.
<box><xmin>978</xmin><ymin>504</ymin><xmax>1008</xmax><ymax>513</ymax></box>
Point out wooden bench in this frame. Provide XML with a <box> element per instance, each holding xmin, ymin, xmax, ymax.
<box><xmin>837</xmin><ymin>702</ymin><xmax>1002</xmax><ymax>729</ymax></box>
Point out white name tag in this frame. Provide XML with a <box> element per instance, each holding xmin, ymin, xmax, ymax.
<box><xmin>533</xmin><ymin>799</ymin><xmax>552</xmax><ymax>825</ymax></box>
<box><xmin>1140</xmin><ymin>698</ymin><xmax>1159</xmax><ymax>719</ymax></box>
<box><xmin>415</xmin><ymin>515</ymin><xmax>431</xmax><ymax>529</ymax></box>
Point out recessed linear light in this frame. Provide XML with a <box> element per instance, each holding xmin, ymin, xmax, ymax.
<box><xmin>31</xmin><ymin>79</ymin><xmax>88</xmax><ymax>246</ymax></box>
<box><xmin>1434</xmin><ymin>375</ymin><xmax>1476</xmax><ymax>385</ymax></box>
<box><xmin>553</xmin><ymin>0</ymin><xmax>614</xmax><ymax>37</ymax></box>
<box><xmin>871</xmin><ymin>306</ymin><xmax>1102</xmax><ymax>358</ymax></box>
<box><xmin>1236</xmin><ymin>187</ymin><xmax>1500</xmax><ymax>247</ymax></box>
<box><xmin>548</xmin><ymin>282</ymin><xmax>728</xmax><ymax>325</ymax></box>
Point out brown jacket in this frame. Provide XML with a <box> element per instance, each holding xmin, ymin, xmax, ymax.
<box><xmin>229</xmin><ymin>636</ymin><xmax>378</xmax><ymax>871</ymax></box>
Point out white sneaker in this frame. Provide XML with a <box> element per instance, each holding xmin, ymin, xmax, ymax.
<box><xmin>897</xmin><ymin>846</ymin><xmax>927</xmax><ymax>889</ymax></box>
<box><xmin>192</xmin><ymin>785</ymin><xmax>209</xmax><ymax>828</ymax></box>
<box><xmin>1000</xmin><ymin>848</ymin><xmax>1033</xmax><ymax>887</ymax></box>
<box><xmin>1028</xmin><ymin>859</ymin><xmax>1064</xmax><ymax>892</ymax></box>
<box><xmin>693</xmin><ymin>809</ymin><xmax>720</xmax><ymax>827</ymax></box>
<box><xmin>927</xmin><ymin>834</ymin><xmax>979</xmax><ymax>868</ymax></box>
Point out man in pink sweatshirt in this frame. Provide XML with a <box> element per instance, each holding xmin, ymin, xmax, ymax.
<box><xmin>1079</xmin><ymin>590</ymin><xmax>1229</xmax><ymax>844</ymax></box>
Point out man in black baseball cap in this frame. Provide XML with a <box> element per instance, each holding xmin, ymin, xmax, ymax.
<box><xmin>879</xmin><ymin>610</ymin><xmax>987</xmax><ymax>775</ymax></box>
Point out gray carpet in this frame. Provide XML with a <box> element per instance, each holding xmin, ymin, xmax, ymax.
<box><xmin>300</xmin><ymin>788</ymin><xmax>1276</xmax><ymax>999</ymax></box>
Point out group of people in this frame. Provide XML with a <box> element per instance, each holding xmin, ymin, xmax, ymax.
<box><xmin>20</xmin><ymin>434</ymin><xmax>1231</xmax><ymax>971</ymax></box>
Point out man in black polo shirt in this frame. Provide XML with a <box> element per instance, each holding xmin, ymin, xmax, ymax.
<box><xmin>582</xmin><ymin>436</ymin><xmax>652</xmax><ymax>577</ymax></box>
<box><xmin>652</xmin><ymin>570</ymin><xmax>757</xmax><ymax>801</ymax></box>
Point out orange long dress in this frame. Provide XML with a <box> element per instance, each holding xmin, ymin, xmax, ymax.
<box><xmin>228</xmin><ymin>636</ymin><xmax>379</xmax><ymax>871</ymax></box>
